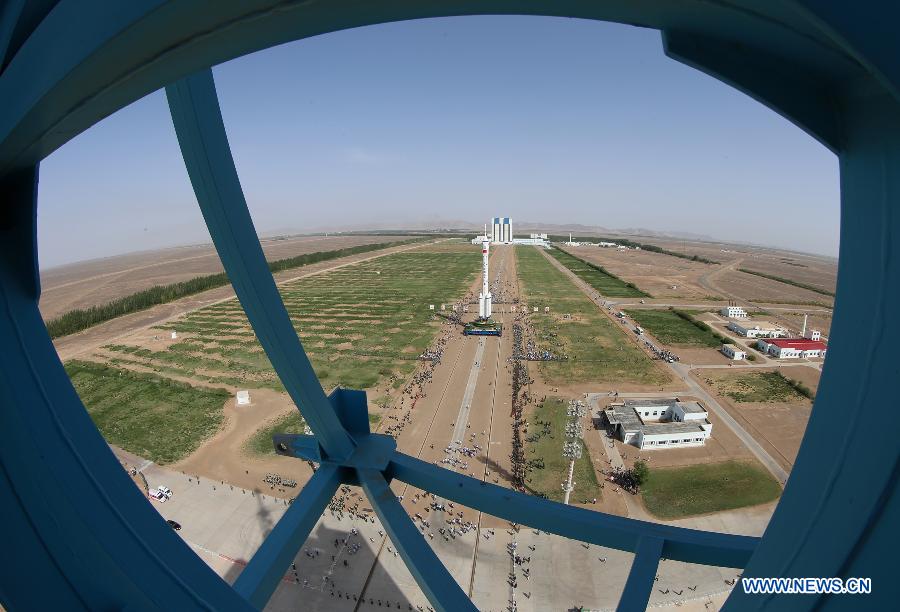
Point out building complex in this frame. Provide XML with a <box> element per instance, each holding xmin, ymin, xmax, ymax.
<box><xmin>757</xmin><ymin>337</ymin><xmax>827</xmax><ymax>359</ymax></box>
<box><xmin>727</xmin><ymin>319</ymin><xmax>787</xmax><ymax>338</ymax></box>
<box><xmin>600</xmin><ymin>398</ymin><xmax>713</xmax><ymax>450</ymax></box>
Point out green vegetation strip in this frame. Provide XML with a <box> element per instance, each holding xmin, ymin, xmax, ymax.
<box><xmin>713</xmin><ymin>370</ymin><xmax>808</xmax><ymax>403</ymax></box>
<box><xmin>547</xmin><ymin>247</ymin><xmax>649</xmax><ymax>298</ymax></box>
<box><xmin>626</xmin><ymin>309</ymin><xmax>724</xmax><ymax>347</ymax></box>
<box><xmin>525</xmin><ymin>397</ymin><xmax>599</xmax><ymax>502</ymax></box>
<box><xmin>246</xmin><ymin>412</ymin><xmax>305</xmax><ymax>456</ymax></box>
<box><xmin>737</xmin><ymin>268</ymin><xmax>835</xmax><ymax>297</ymax></box>
<box><xmin>46</xmin><ymin>238</ymin><xmax>422</xmax><ymax>338</ymax></box>
<box><xmin>516</xmin><ymin>247</ymin><xmax>668</xmax><ymax>386</ymax></box>
<box><xmin>642</xmin><ymin>460</ymin><xmax>781</xmax><ymax>519</ymax></box>
<box><xmin>65</xmin><ymin>360</ymin><xmax>229</xmax><ymax>464</ymax></box>
<box><xmin>547</xmin><ymin>235</ymin><xmax>718</xmax><ymax>264</ymax></box>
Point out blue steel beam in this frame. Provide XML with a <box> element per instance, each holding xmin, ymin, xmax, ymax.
<box><xmin>0</xmin><ymin>1</ymin><xmax>866</xmax><ymax>180</ymax></box>
<box><xmin>0</xmin><ymin>0</ymin><xmax>26</xmax><ymax>68</ymax></box>
<box><xmin>389</xmin><ymin>451</ymin><xmax>756</xmax><ymax>568</ymax></box>
<box><xmin>662</xmin><ymin>30</ymin><xmax>843</xmax><ymax>153</ymax></box>
<box><xmin>617</xmin><ymin>536</ymin><xmax>663</xmax><ymax>612</ymax></box>
<box><xmin>358</xmin><ymin>468</ymin><xmax>476</xmax><ymax>612</ymax></box>
<box><xmin>0</xmin><ymin>166</ymin><xmax>251</xmax><ymax>610</ymax></box>
<box><xmin>234</xmin><ymin>464</ymin><xmax>344</xmax><ymax>609</ymax></box>
<box><xmin>165</xmin><ymin>70</ymin><xmax>357</xmax><ymax>461</ymax></box>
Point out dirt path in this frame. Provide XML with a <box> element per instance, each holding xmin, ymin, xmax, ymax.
<box><xmin>172</xmin><ymin>388</ymin><xmax>310</xmax><ymax>494</ymax></box>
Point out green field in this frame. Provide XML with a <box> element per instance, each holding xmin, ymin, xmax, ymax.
<box><xmin>641</xmin><ymin>460</ymin><xmax>782</xmax><ymax>519</ymax></box>
<box><xmin>626</xmin><ymin>309</ymin><xmax>722</xmax><ymax>347</ymax></box>
<box><xmin>516</xmin><ymin>247</ymin><xmax>668</xmax><ymax>386</ymax></box>
<box><xmin>245</xmin><ymin>412</ymin><xmax>306</xmax><ymax>456</ymax></box>
<box><xmin>65</xmin><ymin>360</ymin><xmax>229</xmax><ymax>464</ymax></box>
<box><xmin>525</xmin><ymin>397</ymin><xmax>599</xmax><ymax>502</ymax></box>
<box><xmin>547</xmin><ymin>248</ymin><xmax>648</xmax><ymax>298</ymax></box>
<box><xmin>101</xmin><ymin>243</ymin><xmax>480</xmax><ymax>392</ymax></box>
<box><xmin>710</xmin><ymin>371</ymin><xmax>806</xmax><ymax>403</ymax></box>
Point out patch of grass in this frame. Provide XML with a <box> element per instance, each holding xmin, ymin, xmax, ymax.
<box><xmin>65</xmin><ymin>360</ymin><xmax>229</xmax><ymax>464</ymax></box>
<box><xmin>776</xmin><ymin>371</ymin><xmax>816</xmax><ymax>400</ymax></box>
<box><xmin>712</xmin><ymin>371</ymin><xmax>806</xmax><ymax>403</ymax></box>
<box><xmin>516</xmin><ymin>247</ymin><xmax>669</xmax><ymax>386</ymax></box>
<box><xmin>626</xmin><ymin>309</ymin><xmax>722</xmax><ymax>347</ymax></box>
<box><xmin>525</xmin><ymin>397</ymin><xmax>599</xmax><ymax>502</ymax></box>
<box><xmin>737</xmin><ymin>268</ymin><xmax>835</xmax><ymax>297</ymax></box>
<box><xmin>245</xmin><ymin>412</ymin><xmax>306</xmax><ymax>456</ymax></box>
<box><xmin>547</xmin><ymin>247</ymin><xmax>649</xmax><ymax>297</ymax></box>
<box><xmin>642</xmin><ymin>460</ymin><xmax>781</xmax><ymax>519</ymax></box>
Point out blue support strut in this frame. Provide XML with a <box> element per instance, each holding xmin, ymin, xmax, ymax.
<box><xmin>165</xmin><ymin>70</ymin><xmax>356</xmax><ymax>461</ymax></box>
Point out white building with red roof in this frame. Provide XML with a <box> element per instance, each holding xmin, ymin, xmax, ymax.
<box><xmin>757</xmin><ymin>337</ymin><xmax>828</xmax><ymax>359</ymax></box>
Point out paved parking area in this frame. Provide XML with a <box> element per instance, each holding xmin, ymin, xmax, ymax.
<box><xmin>140</xmin><ymin>464</ymin><xmax>742</xmax><ymax>611</ymax></box>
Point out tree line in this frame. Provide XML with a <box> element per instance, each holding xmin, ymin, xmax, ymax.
<box><xmin>46</xmin><ymin>239</ymin><xmax>422</xmax><ymax>339</ymax></box>
<box><xmin>548</xmin><ymin>234</ymin><xmax>718</xmax><ymax>264</ymax></box>
<box><xmin>737</xmin><ymin>268</ymin><xmax>835</xmax><ymax>297</ymax></box>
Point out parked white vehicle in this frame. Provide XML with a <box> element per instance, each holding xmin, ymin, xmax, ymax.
<box><xmin>156</xmin><ymin>486</ymin><xmax>172</xmax><ymax>499</ymax></box>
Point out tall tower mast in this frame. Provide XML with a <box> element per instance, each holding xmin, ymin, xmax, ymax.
<box><xmin>479</xmin><ymin>239</ymin><xmax>492</xmax><ymax>319</ymax></box>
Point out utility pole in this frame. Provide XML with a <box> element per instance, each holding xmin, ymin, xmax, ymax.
<box><xmin>561</xmin><ymin>400</ymin><xmax>586</xmax><ymax>505</ymax></box>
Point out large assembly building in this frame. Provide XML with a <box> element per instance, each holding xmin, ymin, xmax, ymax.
<box><xmin>491</xmin><ymin>217</ymin><xmax>512</xmax><ymax>243</ymax></box>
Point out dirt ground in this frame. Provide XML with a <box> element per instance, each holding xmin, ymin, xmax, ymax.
<box><xmin>39</xmin><ymin>234</ymin><xmax>409</xmax><ymax>320</ymax></box>
<box><xmin>563</xmin><ymin>245</ymin><xmax>715</xmax><ymax>300</ymax></box>
<box><xmin>691</xmin><ymin>366</ymin><xmax>819</xmax><ymax>471</ymax></box>
<box><xmin>714</xmin><ymin>269</ymin><xmax>833</xmax><ymax>307</ymax></box>
<box><xmin>172</xmin><ymin>388</ymin><xmax>312</xmax><ymax>495</ymax></box>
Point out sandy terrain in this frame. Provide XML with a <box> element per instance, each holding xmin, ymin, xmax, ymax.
<box><xmin>691</xmin><ymin>366</ymin><xmax>819</xmax><ymax>471</ymax></box>
<box><xmin>39</xmin><ymin>234</ymin><xmax>409</xmax><ymax>320</ymax></box>
<box><xmin>564</xmin><ymin>245</ymin><xmax>717</xmax><ymax>300</ymax></box>
<box><xmin>714</xmin><ymin>269</ymin><xmax>833</xmax><ymax>306</ymax></box>
<box><xmin>172</xmin><ymin>388</ymin><xmax>313</xmax><ymax>494</ymax></box>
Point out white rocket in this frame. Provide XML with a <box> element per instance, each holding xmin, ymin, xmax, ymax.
<box><xmin>479</xmin><ymin>238</ymin><xmax>492</xmax><ymax>319</ymax></box>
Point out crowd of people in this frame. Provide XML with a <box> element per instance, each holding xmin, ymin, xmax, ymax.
<box><xmin>641</xmin><ymin>337</ymin><xmax>680</xmax><ymax>362</ymax></box>
<box><xmin>263</xmin><ymin>472</ymin><xmax>296</xmax><ymax>488</ymax></box>
<box><xmin>509</xmin><ymin>329</ymin><xmax>531</xmax><ymax>492</ymax></box>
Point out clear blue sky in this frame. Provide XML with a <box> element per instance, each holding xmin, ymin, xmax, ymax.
<box><xmin>37</xmin><ymin>16</ymin><xmax>839</xmax><ymax>268</ymax></box>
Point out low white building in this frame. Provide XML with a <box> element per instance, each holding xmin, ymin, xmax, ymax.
<box><xmin>757</xmin><ymin>337</ymin><xmax>827</xmax><ymax>359</ymax></box>
<box><xmin>721</xmin><ymin>344</ymin><xmax>747</xmax><ymax>360</ymax></box>
<box><xmin>721</xmin><ymin>305</ymin><xmax>748</xmax><ymax>319</ymax></box>
<box><xmin>601</xmin><ymin>398</ymin><xmax>713</xmax><ymax>450</ymax></box>
<box><xmin>727</xmin><ymin>320</ymin><xmax>787</xmax><ymax>338</ymax></box>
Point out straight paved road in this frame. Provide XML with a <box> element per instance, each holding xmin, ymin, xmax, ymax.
<box><xmin>539</xmin><ymin>247</ymin><xmax>790</xmax><ymax>485</ymax></box>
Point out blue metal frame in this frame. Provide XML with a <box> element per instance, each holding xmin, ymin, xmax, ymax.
<box><xmin>2</xmin><ymin>2</ymin><xmax>899</xmax><ymax>611</ymax></box>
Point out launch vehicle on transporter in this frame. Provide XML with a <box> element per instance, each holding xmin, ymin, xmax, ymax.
<box><xmin>464</xmin><ymin>237</ymin><xmax>503</xmax><ymax>336</ymax></box>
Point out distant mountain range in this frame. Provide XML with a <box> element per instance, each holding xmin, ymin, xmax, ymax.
<box><xmin>264</xmin><ymin>218</ymin><xmax>715</xmax><ymax>243</ymax></box>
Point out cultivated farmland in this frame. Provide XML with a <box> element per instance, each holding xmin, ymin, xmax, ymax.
<box><xmin>547</xmin><ymin>247</ymin><xmax>648</xmax><ymax>297</ymax></box>
<box><xmin>626</xmin><ymin>309</ymin><xmax>723</xmax><ymax>348</ymax></box>
<box><xmin>97</xmin><ymin>243</ymin><xmax>480</xmax><ymax>393</ymax></box>
<box><xmin>516</xmin><ymin>247</ymin><xmax>669</xmax><ymax>387</ymax></box>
